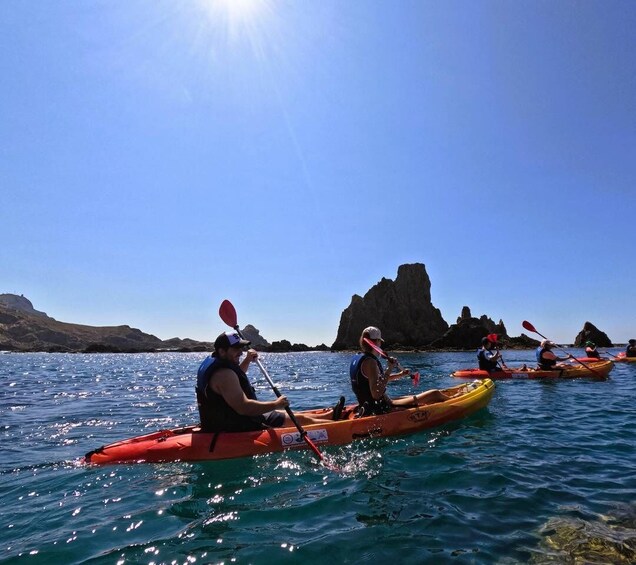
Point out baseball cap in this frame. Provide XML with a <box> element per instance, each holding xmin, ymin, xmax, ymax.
<box><xmin>214</xmin><ymin>331</ymin><xmax>250</xmax><ymax>350</ymax></box>
<box><xmin>541</xmin><ymin>339</ymin><xmax>555</xmax><ymax>348</ymax></box>
<box><xmin>363</xmin><ymin>326</ymin><xmax>383</xmax><ymax>342</ymax></box>
<box><xmin>585</xmin><ymin>341</ymin><xmax>595</xmax><ymax>347</ymax></box>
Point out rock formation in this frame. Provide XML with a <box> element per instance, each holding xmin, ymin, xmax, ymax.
<box><xmin>332</xmin><ymin>263</ymin><xmax>449</xmax><ymax>349</ymax></box>
<box><xmin>428</xmin><ymin>306</ymin><xmax>508</xmax><ymax>349</ymax></box>
<box><xmin>0</xmin><ymin>294</ymin><xmax>212</xmax><ymax>352</ymax></box>
<box><xmin>240</xmin><ymin>324</ymin><xmax>270</xmax><ymax>348</ymax></box>
<box><xmin>573</xmin><ymin>321</ymin><xmax>613</xmax><ymax>348</ymax></box>
<box><xmin>0</xmin><ymin>294</ymin><xmax>48</xmax><ymax>317</ymax></box>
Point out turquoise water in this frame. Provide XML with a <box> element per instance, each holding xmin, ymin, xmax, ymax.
<box><xmin>2</xmin><ymin>350</ymin><xmax>635</xmax><ymax>564</ymax></box>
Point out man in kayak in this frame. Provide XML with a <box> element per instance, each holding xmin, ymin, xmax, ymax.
<box><xmin>536</xmin><ymin>340</ymin><xmax>573</xmax><ymax>370</ymax></box>
<box><xmin>196</xmin><ymin>331</ymin><xmax>340</xmax><ymax>432</ymax></box>
<box><xmin>626</xmin><ymin>339</ymin><xmax>636</xmax><ymax>358</ymax></box>
<box><xmin>350</xmin><ymin>326</ymin><xmax>451</xmax><ymax>415</ymax></box>
<box><xmin>585</xmin><ymin>341</ymin><xmax>601</xmax><ymax>359</ymax></box>
<box><xmin>477</xmin><ymin>336</ymin><xmax>503</xmax><ymax>372</ymax></box>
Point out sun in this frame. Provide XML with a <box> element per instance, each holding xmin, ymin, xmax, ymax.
<box><xmin>191</xmin><ymin>0</ymin><xmax>273</xmax><ymax>47</ymax></box>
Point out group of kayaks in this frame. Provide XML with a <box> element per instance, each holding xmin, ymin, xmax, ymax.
<box><xmin>452</xmin><ymin>358</ymin><xmax>615</xmax><ymax>380</ymax></box>
<box><xmin>83</xmin><ymin>351</ymin><xmax>632</xmax><ymax>466</ymax></box>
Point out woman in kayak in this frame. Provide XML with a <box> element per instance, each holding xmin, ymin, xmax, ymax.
<box><xmin>349</xmin><ymin>326</ymin><xmax>451</xmax><ymax>416</ymax></box>
<box><xmin>585</xmin><ymin>341</ymin><xmax>601</xmax><ymax>359</ymax></box>
<box><xmin>536</xmin><ymin>340</ymin><xmax>573</xmax><ymax>370</ymax></box>
<box><xmin>626</xmin><ymin>339</ymin><xmax>636</xmax><ymax>358</ymax></box>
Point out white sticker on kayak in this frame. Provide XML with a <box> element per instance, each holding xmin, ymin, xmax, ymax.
<box><xmin>281</xmin><ymin>428</ymin><xmax>329</xmax><ymax>447</ymax></box>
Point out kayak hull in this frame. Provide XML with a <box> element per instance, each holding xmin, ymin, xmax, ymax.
<box><xmin>452</xmin><ymin>360</ymin><xmax>613</xmax><ymax>380</ymax></box>
<box><xmin>615</xmin><ymin>353</ymin><xmax>636</xmax><ymax>363</ymax></box>
<box><xmin>84</xmin><ymin>379</ymin><xmax>495</xmax><ymax>465</ymax></box>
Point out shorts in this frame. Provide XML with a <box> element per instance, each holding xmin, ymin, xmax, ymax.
<box><xmin>261</xmin><ymin>410</ymin><xmax>286</xmax><ymax>428</ymax></box>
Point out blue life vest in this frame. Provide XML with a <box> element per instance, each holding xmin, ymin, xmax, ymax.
<box><xmin>536</xmin><ymin>346</ymin><xmax>557</xmax><ymax>370</ymax></box>
<box><xmin>196</xmin><ymin>355</ymin><xmax>264</xmax><ymax>432</ymax></box>
<box><xmin>349</xmin><ymin>352</ymin><xmax>391</xmax><ymax>415</ymax></box>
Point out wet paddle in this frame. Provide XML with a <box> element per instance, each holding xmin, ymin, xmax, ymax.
<box><xmin>218</xmin><ymin>300</ymin><xmax>326</xmax><ymax>464</ymax></box>
<box><xmin>362</xmin><ymin>337</ymin><xmax>421</xmax><ymax>386</ymax></box>
<box><xmin>521</xmin><ymin>320</ymin><xmax>602</xmax><ymax>377</ymax></box>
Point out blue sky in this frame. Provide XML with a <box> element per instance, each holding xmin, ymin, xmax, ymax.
<box><xmin>2</xmin><ymin>1</ymin><xmax>635</xmax><ymax>346</ymax></box>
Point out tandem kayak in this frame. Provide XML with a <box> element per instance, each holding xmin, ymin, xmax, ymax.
<box><xmin>452</xmin><ymin>359</ymin><xmax>613</xmax><ymax>380</ymax></box>
<box><xmin>84</xmin><ymin>379</ymin><xmax>494</xmax><ymax>465</ymax></box>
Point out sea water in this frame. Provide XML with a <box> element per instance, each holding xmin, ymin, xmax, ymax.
<box><xmin>1</xmin><ymin>351</ymin><xmax>635</xmax><ymax>564</ymax></box>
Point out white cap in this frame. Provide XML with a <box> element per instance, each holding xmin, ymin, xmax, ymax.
<box><xmin>363</xmin><ymin>326</ymin><xmax>383</xmax><ymax>342</ymax></box>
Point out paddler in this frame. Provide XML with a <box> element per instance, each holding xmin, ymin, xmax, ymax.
<box><xmin>349</xmin><ymin>326</ymin><xmax>451</xmax><ymax>416</ymax></box>
<box><xmin>584</xmin><ymin>340</ymin><xmax>601</xmax><ymax>359</ymax></box>
<box><xmin>196</xmin><ymin>331</ymin><xmax>342</xmax><ymax>432</ymax></box>
<box><xmin>477</xmin><ymin>336</ymin><xmax>503</xmax><ymax>372</ymax></box>
<box><xmin>626</xmin><ymin>339</ymin><xmax>636</xmax><ymax>358</ymax></box>
<box><xmin>536</xmin><ymin>340</ymin><xmax>573</xmax><ymax>370</ymax></box>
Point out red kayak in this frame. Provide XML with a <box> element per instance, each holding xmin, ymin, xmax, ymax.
<box><xmin>452</xmin><ymin>359</ymin><xmax>613</xmax><ymax>380</ymax></box>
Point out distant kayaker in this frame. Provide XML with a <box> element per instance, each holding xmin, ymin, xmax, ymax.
<box><xmin>626</xmin><ymin>339</ymin><xmax>636</xmax><ymax>358</ymax></box>
<box><xmin>536</xmin><ymin>340</ymin><xmax>572</xmax><ymax>370</ymax></box>
<box><xmin>349</xmin><ymin>326</ymin><xmax>451</xmax><ymax>415</ymax></box>
<box><xmin>585</xmin><ymin>341</ymin><xmax>601</xmax><ymax>359</ymax></box>
<box><xmin>196</xmin><ymin>332</ymin><xmax>339</xmax><ymax>432</ymax></box>
<box><xmin>477</xmin><ymin>336</ymin><xmax>503</xmax><ymax>372</ymax></box>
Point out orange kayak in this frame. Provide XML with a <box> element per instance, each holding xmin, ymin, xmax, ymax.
<box><xmin>84</xmin><ymin>379</ymin><xmax>494</xmax><ymax>465</ymax></box>
<box><xmin>615</xmin><ymin>353</ymin><xmax>636</xmax><ymax>363</ymax></box>
<box><xmin>452</xmin><ymin>359</ymin><xmax>613</xmax><ymax>380</ymax></box>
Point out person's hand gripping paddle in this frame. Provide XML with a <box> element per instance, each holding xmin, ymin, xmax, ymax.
<box><xmin>219</xmin><ymin>300</ymin><xmax>327</xmax><ymax>464</ymax></box>
<box><xmin>362</xmin><ymin>338</ymin><xmax>421</xmax><ymax>386</ymax></box>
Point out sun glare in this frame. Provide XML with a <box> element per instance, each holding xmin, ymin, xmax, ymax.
<box><xmin>195</xmin><ymin>0</ymin><xmax>270</xmax><ymax>41</ymax></box>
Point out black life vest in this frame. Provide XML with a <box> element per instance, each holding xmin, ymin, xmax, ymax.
<box><xmin>195</xmin><ymin>355</ymin><xmax>265</xmax><ymax>432</ymax></box>
<box><xmin>536</xmin><ymin>346</ymin><xmax>557</xmax><ymax>370</ymax></box>
<box><xmin>477</xmin><ymin>348</ymin><xmax>500</xmax><ymax>371</ymax></box>
<box><xmin>349</xmin><ymin>352</ymin><xmax>391</xmax><ymax>415</ymax></box>
<box><xmin>585</xmin><ymin>347</ymin><xmax>600</xmax><ymax>359</ymax></box>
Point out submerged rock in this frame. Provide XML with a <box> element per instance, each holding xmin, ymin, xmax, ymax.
<box><xmin>534</xmin><ymin>507</ymin><xmax>636</xmax><ymax>564</ymax></box>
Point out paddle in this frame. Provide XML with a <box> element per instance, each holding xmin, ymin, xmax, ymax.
<box><xmin>218</xmin><ymin>299</ymin><xmax>325</xmax><ymax>464</ymax></box>
<box><xmin>486</xmin><ymin>333</ymin><xmax>507</xmax><ymax>369</ymax></box>
<box><xmin>362</xmin><ymin>337</ymin><xmax>421</xmax><ymax>386</ymax></box>
<box><xmin>521</xmin><ymin>320</ymin><xmax>602</xmax><ymax>377</ymax></box>
<box><xmin>600</xmin><ymin>351</ymin><xmax>619</xmax><ymax>359</ymax></box>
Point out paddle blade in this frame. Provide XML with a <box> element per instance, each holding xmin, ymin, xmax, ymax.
<box><xmin>522</xmin><ymin>320</ymin><xmax>536</xmax><ymax>333</ymax></box>
<box><xmin>219</xmin><ymin>300</ymin><xmax>238</xmax><ymax>328</ymax></box>
<box><xmin>363</xmin><ymin>337</ymin><xmax>387</xmax><ymax>359</ymax></box>
<box><xmin>412</xmin><ymin>371</ymin><xmax>420</xmax><ymax>387</ymax></box>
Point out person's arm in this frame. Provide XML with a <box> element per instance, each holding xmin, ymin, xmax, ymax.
<box><xmin>210</xmin><ymin>368</ymin><xmax>288</xmax><ymax>416</ymax></box>
<box><xmin>362</xmin><ymin>357</ymin><xmax>394</xmax><ymax>399</ymax></box>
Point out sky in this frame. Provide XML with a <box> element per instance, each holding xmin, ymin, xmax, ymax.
<box><xmin>1</xmin><ymin>0</ymin><xmax>635</xmax><ymax>346</ymax></box>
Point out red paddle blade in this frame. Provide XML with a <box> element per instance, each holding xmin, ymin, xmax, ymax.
<box><xmin>522</xmin><ymin>320</ymin><xmax>536</xmax><ymax>333</ymax></box>
<box><xmin>412</xmin><ymin>372</ymin><xmax>420</xmax><ymax>387</ymax></box>
<box><xmin>219</xmin><ymin>300</ymin><xmax>238</xmax><ymax>328</ymax></box>
<box><xmin>363</xmin><ymin>337</ymin><xmax>387</xmax><ymax>358</ymax></box>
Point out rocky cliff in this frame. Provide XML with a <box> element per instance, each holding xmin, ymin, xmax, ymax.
<box><xmin>332</xmin><ymin>263</ymin><xmax>449</xmax><ymax>349</ymax></box>
<box><xmin>428</xmin><ymin>306</ymin><xmax>508</xmax><ymax>349</ymax></box>
<box><xmin>573</xmin><ymin>321</ymin><xmax>613</xmax><ymax>348</ymax></box>
<box><xmin>428</xmin><ymin>306</ymin><xmax>540</xmax><ymax>349</ymax></box>
<box><xmin>0</xmin><ymin>294</ymin><xmax>213</xmax><ymax>352</ymax></box>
